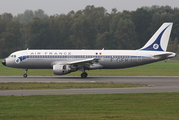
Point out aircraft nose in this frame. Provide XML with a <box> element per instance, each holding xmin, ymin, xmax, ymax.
<box><xmin>2</xmin><ymin>59</ymin><xmax>6</xmax><ymax>66</ymax></box>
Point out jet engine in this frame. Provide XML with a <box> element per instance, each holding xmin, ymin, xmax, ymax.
<box><xmin>53</xmin><ymin>65</ymin><xmax>76</xmax><ymax>75</ymax></box>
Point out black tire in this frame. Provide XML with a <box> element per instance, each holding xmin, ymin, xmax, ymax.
<box><xmin>23</xmin><ymin>74</ymin><xmax>27</xmax><ymax>78</ymax></box>
<box><xmin>81</xmin><ymin>72</ymin><xmax>88</xmax><ymax>78</ymax></box>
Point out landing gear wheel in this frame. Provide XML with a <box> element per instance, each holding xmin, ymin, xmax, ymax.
<box><xmin>81</xmin><ymin>72</ymin><xmax>88</xmax><ymax>78</ymax></box>
<box><xmin>23</xmin><ymin>68</ymin><xmax>28</xmax><ymax>78</ymax></box>
<box><xmin>23</xmin><ymin>74</ymin><xmax>27</xmax><ymax>78</ymax></box>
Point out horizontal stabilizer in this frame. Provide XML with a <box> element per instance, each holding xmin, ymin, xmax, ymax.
<box><xmin>152</xmin><ymin>52</ymin><xmax>176</xmax><ymax>59</ymax></box>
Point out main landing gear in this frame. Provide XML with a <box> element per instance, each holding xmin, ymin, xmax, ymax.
<box><xmin>79</xmin><ymin>67</ymin><xmax>88</xmax><ymax>78</ymax></box>
<box><xmin>23</xmin><ymin>68</ymin><xmax>28</xmax><ymax>78</ymax></box>
<box><xmin>81</xmin><ymin>72</ymin><xmax>88</xmax><ymax>78</ymax></box>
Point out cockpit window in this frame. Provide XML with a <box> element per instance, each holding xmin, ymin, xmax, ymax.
<box><xmin>9</xmin><ymin>55</ymin><xmax>16</xmax><ymax>58</ymax></box>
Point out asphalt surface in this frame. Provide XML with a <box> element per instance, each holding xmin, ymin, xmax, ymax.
<box><xmin>0</xmin><ymin>76</ymin><xmax>179</xmax><ymax>96</ymax></box>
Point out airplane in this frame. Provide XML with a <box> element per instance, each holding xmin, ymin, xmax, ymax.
<box><xmin>2</xmin><ymin>23</ymin><xmax>176</xmax><ymax>78</ymax></box>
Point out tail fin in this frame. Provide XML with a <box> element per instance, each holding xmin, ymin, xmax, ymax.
<box><xmin>140</xmin><ymin>23</ymin><xmax>173</xmax><ymax>52</ymax></box>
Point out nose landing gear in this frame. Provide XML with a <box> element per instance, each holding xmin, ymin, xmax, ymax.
<box><xmin>23</xmin><ymin>68</ymin><xmax>28</xmax><ymax>78</ymax></box>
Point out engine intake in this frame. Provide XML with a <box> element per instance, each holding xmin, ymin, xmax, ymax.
<box><xmin>53</xmin><ymin>65</ymin><xmax>76</xmax><ymax>75</ymax></box>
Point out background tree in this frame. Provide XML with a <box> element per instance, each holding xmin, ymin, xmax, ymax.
<box><xmin>13</xmin><ymin>10</ymin><xmax>34</xmax><ymax>24</ymax></box>
<box><xmin>0</xmin><ymin>20</ymin><xmax>22</xmax><ymax>57</ymax></box>
<box><xmin>34</xmin><ymin>9</ymin><xmax>48</xmax><ymax>19</ymax></box>
<box><xmin>69</xmin><ymin>14</ymin><xmax>92</xmax><ymax>49</ymax></box>
<box><xmin>13</xmin><ymin>9</ymin><xmax>48</xmax><ymax>24</ymax></box>
<box><xmin>113</xmin><ymin>13</ymin><xmax>137</xmax><ymax>49</ymax></box>
<box><xmin>1</xmin><ymin>5</ymin><xmax>179</xmax><ymax>58</ymax></box>
<box><xmin>22</xmin><ymin>17</ymin><xmax>51</xmax><ymax>49</ymax></box>
<box><xmin>131</xmin><ymin>8</ymin><xmax>152</xmax><ymax>47</ymax></box>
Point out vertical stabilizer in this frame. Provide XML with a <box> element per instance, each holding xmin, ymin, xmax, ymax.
<box><xmin>140</xmin><ymin>23</ymin><xmax>173</xmax><ymax>52</ymax></box>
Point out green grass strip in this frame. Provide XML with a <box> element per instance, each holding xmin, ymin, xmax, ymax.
<box><xmin>0</xmin><ymin>82</ymin><xmax>146</xmax><ymax>90</ymax></box>
<box><xmin>0</xmin><ymin>93</ymin><xmax>179</xmax><ymax>119</ymax></box>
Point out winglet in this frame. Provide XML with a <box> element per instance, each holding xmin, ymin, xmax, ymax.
<box><xmin>140</xmin><ymin>23</ymin><xmax>173</xmax><ymax>52</ymax></box>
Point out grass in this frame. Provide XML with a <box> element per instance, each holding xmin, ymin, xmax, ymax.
<box><xmin>0</xmin><ymin>93</ymin><xmax>179</xmax><ymax>120</ymax></box>
<box><xmin>0</xmin><ymin>59</ymin><xmax>178</xmax><ymax>119</ymax></box>
<box><xmin>0</xmin><ymin>59</ymin><xmax>179</xmax><ymax>76</ymax></box>
<box><xmin>0</xmin><ymin>82</ymin><xmax>146</xmax><ymax>90</ymax></box>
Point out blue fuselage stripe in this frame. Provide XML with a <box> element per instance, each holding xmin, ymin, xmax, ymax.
<box><xmin>19</xmin><ymin>55</ymin><xmax>148</xmax><ymax>61</ymax></box>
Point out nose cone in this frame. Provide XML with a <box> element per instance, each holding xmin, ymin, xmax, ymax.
<box><xmin>2</xmin><ymin>59</ymin><xmax>6</xmax><ymax>66</ymax></box>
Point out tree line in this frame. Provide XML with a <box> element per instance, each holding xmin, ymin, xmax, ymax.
<box><xmin>0</xmin><ymin>5</ymin><xmax>179</xmax><ymax>58</ymax></box>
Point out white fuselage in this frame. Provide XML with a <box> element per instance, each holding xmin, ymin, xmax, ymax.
<box><xmin>5</xmin><ymin>49</ymin><xmax>176</xmax><ymax>69</ymax></box>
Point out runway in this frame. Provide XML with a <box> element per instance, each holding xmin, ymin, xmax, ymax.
<box><xmin>0</xmin><ymin>76</ymin><xmax>179</xmax><ymax>96</ymax></box>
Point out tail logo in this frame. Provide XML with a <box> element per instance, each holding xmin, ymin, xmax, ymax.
<box><xmin>140</xmin><ymin>23</ymin><xmax>172</xmax><ymax>51</ymax></box>
<box><xmin>153</xmin><ymin>44</ymin><xmax>159</xmax><ymax>50</ymax></box>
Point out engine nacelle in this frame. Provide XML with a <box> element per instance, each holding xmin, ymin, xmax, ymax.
<box><xmin>53</xmin><ymin>65</ymin><xmax>76</xmax><ymax>75</ymax></box>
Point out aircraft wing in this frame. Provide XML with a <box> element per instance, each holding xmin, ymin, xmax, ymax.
<box><xmin>67</xmin><ymin>58</ymin><xmax>100</xmax><ymax>68</ymax></box>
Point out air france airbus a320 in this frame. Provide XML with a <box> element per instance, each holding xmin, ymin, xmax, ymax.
<box><xmin>2</xmin><ymin>23</ymin><xmax>176</xmax><ymax>78</ymax></box>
